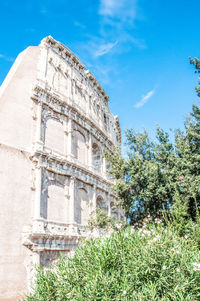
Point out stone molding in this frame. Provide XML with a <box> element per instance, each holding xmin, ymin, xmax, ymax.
<box><xmin>40</xmin><ymin>36</ymin><xmax>109</xmax><ymax>102</ymax></box>
<box><xmin>31</xmin><ymin>149</ymin><xmax>115</xmax><ymax>194</ymax></box>
<box><xmin>31</xmin><ymin>84</ymin><xmax>119</xmax><ymax>151</ymax></box>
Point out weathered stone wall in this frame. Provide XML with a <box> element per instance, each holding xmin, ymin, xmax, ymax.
<box><xmin>0</xmin><ymin>36</ymin><xmax>122</xmax><ymax>300</ymax></box>
<box><xmin>0</xmin><ymin>145</ymin><xmax>33</xmax><ymax>301</ymax></box>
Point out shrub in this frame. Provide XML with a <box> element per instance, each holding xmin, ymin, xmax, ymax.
<box><xmin>24</xmin><ymin>224</ymin><xmax>200</xmax><ymax>301</ymax></box>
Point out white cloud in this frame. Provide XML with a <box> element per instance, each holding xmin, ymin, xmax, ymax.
<box><xmin>99</xmin><ymin>0</ymin><xmax>123</xmax><ymax>17</ymax></box>
<box><xmin>99</xmin><ymin>0</ymin><xmax>137</xmax><ymax>22</ymax></box>
<box><xmin>74</xmin><ymin>21</ymin><xmax>86</xmax><ymax>29</ymax></box>
<box><xmin>72</xmin><ymin>0</ymin><xmax>144</xmax><ymax>86</ymax></box>
<box><xmin>134</xmin><ymin>89</ymin><xmax>155</xmax><ymax>108</ymax></box>
<box><xmin>98</xmin><ymin>0</ymin><xmax>146</xmax><ymax>51</ymax></box>
<box><xmin>94</xmin><ymin>40</ymin><xmax>118</xmax><ymax>57</ymax></box>
<box><xmin>0</xmin><ymin>54</ymin><xmax>14</xmax><ymax>62</ymax></box>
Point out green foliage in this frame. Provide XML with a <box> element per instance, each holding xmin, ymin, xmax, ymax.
<box><xmin>24</xmin><ymin>225</ymin><xmax>200</xmax><ymax>301</ymax></box>
<box><xmin>168</xmin><ymin>189</ymin><xmax>200</xmax><ymax>249</ymax></box>
<box><xmin>88</xmin><ymin>208</ymin><xmax>114</xmax><ymax>230</ymax></box>
<box><xmin>106</xmin><ymin>126</ymin><xmax>177</xmax><ymax>223</ymax></box>
<box><xmin>190</xmin><ymin>57</ymin><xmax>200</xmax><ymax>96</ymax></box>
<box><xmin>168</xmin><ymin>187</ymin><xmax>189</xmax><ymax>235</ymax></box>
<box><xmin>107</xmin><ymin>59</ymin><xmax>200</xmax><ymax>223</ymax></box>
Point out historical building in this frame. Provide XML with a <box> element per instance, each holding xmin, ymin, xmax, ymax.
<box><xmin>0</xmin><ymin>36</ymin><xmax>122</xmax><ymax>300</ymax></box>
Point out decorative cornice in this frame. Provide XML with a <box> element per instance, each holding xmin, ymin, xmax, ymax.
<box><xmin>22</xmin><ymin>220</ymin><xmax>88</xmax><ymax>252</ymax></box>
<box><xmin>40</xmin><ymin>36</ymin><xmax>109</xmax><ymax>102</ymax></box>
<box><xmin>32</xmin><ymin>148</ymin><xmax>114</xmax><ymax>189</ymax></box>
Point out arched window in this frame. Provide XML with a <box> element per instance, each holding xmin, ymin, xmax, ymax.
<box><xmin>75</xmin><ymin>188</ymin><xmax>89</xmax><ymax>225</ymax></box>
<box><xmin>96</xmin><ymin>195</ymin><xmax>108</xmax><ymax>213</ymax></box>
<box><xmin>72</xmin><ymin>130</ymin><xmax>87</xmax><ymax>165</ymax></box>
<box><xmin>47</xmin><ymin>183</ymin><xmax>67</xmax><ymax>223</ymax></box>
<box><xmin>45</xmin><ymin>118</ymin><xmax>64</xmax><ymax>154</ymax></box>
<box><xmin>92</xmin><ymin>143</ymin><xmax>101</xmax><ymax>172</ymax></box>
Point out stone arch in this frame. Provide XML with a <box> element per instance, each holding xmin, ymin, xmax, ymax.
<box><xmin>92</xmin><ymin>143</ymin><xmax>101</xmax><ymax>172</ymax></box>
<box><xmin>73</xmin><ymin>130</ymin><xmax>87</xmax><ymax>165</ymax></box>
<box><xmin>96</xmin><ymin>195</ymin><xmax>108</xmax><ymax>213</ymax></box>
<box><xmin>75</xmin><ymin>187</ymin><xmax>89</xmax><ymax>225</ymax></box>
<box><xmin>45</xmin><ymin>117</ymin><xmax>64</xmax><ymax>154</ymax></box>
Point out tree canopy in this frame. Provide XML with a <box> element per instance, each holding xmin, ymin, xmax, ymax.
<box><xmin>107</xmin><ymin>58</ymin><xmax>200</xmax><ymax>224</ymax></box>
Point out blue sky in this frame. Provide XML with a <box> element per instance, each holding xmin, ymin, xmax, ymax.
<box><xmin>0</xmin><ymin>0</ymin><xmax>199</xmax><ymax>145</ymax></box>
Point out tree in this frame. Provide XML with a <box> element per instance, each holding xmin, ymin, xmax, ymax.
<box><xmin>107</xmin><ymin>58</ymin><xmax>200</xmax><ymax>224</ymax></box>
<box><xmin>190</xmin><ymin>57</ymin><xmax>200</xmax><ymax>96</ymax></box>
<box><xmin>107</xmin><ymin>127</ymin><xmax>178</xmax><ymax>223</ymax></box>
<box><xmin>175</xmin><ymin>57</ymin><xmax>200</xmax><ymax>218</ymax></box>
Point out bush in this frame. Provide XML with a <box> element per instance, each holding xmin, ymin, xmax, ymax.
<box><xmin>24</xmin><ymin>224</ymin><xmax>200</xmax><ymax>301</ymax></box>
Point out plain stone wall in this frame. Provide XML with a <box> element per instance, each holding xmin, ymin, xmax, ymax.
<box><xmin>0</xmin><ymin>145</ymin><xmax>32</xmax><ymax>301</ymax></box>
<box><xmin>0</xmin><ymin>47</ymin><xmax>39</xmax><ymax>301</ymax></box>
<box><xmin>0</xmin><ymin>46</ymin><xmax>40</xmax><ymax>151</ymax></box>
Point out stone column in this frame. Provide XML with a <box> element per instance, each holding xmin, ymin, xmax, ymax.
<box><xmin>36</xmin><ymin>103</ymin><xmax>42</xmax><ymax>142</ymax></box>
<box><xmin>88</xmin><ymin>132</ymin><xmax>92</xmax><ymax>170</ymax></box>
<box><xmin>67</xmin><ymin>117</ymin><xmax>73</xmax><ymax>160</ymax></box>
<box><xmin>68</xmin><ymin>176</ymin><xmax>75</xmax><ymax>224</ymax></box>
<box><xmin>35</xmin><ymin>102</ymin><xmax>44</xmax><ymax>151</ymax></box>
<box><xmin>34</xmin><ymin>166</ymin><xmax>42</xmax><ymax>220</ymax></box>
<box><xmin>102</xmin><ymin>155</ymin><xmax>107</xmax><ymax>177</ymax></box>
<box><xmin>64</xmin><ymin>118</ymin><xmax>68</xmax><ymax>157</ymax></box>
<box><xmin>92</xmin><ymin>184</ymin><xmax>97</xmax><ymax>213</ymax></box>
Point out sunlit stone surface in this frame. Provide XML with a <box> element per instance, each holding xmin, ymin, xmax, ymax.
<box><xmin>0</xmin><ymin>36</ymin><xmax>122</xmax><ymax>300</ymax></box>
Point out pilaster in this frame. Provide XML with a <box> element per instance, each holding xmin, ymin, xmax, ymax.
<box><xmin>92</xmin><ymin>184</ymin><xmax>97</xmax><ymax>213</ymax></box>
<box><xmin>88</xmin><ymin>132</ymin><xmax>92</xmax><ymax>170</ymax></box>
<box><xmin>68</xmin><ymin>176</ymin><xmax>76</xmax><ymax>224</ymax></box>
<box><xmin>64</xmin><ymin>118</ymin><xmax>68</xmax><ymax>156</ymax></box>
<box><xmin>102</xmin><ymin>156</ymin><xmax>107</xmax><ymax>177</ymax></box>
<box><xmin>34</xmin><ymin>166</ymin><xmax>42</xmax><ymax>220</ymax></box>
<box><xmin>67</xmin><ymin>117</ymin><xmax>73</xmax><ymax>160</ymax></box>
<box><xmin>36</xmin><ymin>102</ymin><xmax>42</xmax><ymax>143</ymax></box>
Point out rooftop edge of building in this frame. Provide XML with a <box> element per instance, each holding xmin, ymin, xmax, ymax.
<box><xmin>41</xmin><ymin>36</ymin><xmax>109</xmax><ymax>102</ymax></box>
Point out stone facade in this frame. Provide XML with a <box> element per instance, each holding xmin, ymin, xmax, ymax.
<box><xmin>0</xmin><ymin>36</ymin><xmax>122</xmax><ymax>300</ymax></box>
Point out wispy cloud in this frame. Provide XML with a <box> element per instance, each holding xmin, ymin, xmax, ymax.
<box><xmin>0</xmin><ymin>54</ymin><xmax>15</xmax><ymax>62</ymax></box>
<box><xmin>73</xmin><ymin>0</ymin><xmax>145</xmax><ymax>85</ymax></box>
<box><xmin>99</xmin><ymin>0</ymin><xmax>137</xmax><ymax>22</ymax></box>
<box><xmin>74</xmin><ymin>21</ymin><xmax>86</xmax><ymax>29</ymax></box>
<box><xmin>98</xmin><ymin>0</ymin><xmax>146</xmax><ymax>51</ymax></box>
<box><xmin>99</xmin><ymin>0</ymin><xmax>121</xmax><ymax>17</ymax></box>
<box><xmin>134</xmin><ymin>89</ymin><xmax>155</xmax><ymax>108</ymax></box>
<box><xmin>77</xmin><ymin>36</ymin><xmax>118</xmax><ymax>59</ymax></box>
<box><xmin>94</xmin><ymin>40</ymin><xmax>118</xmax><ymax>57</ymax></box>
